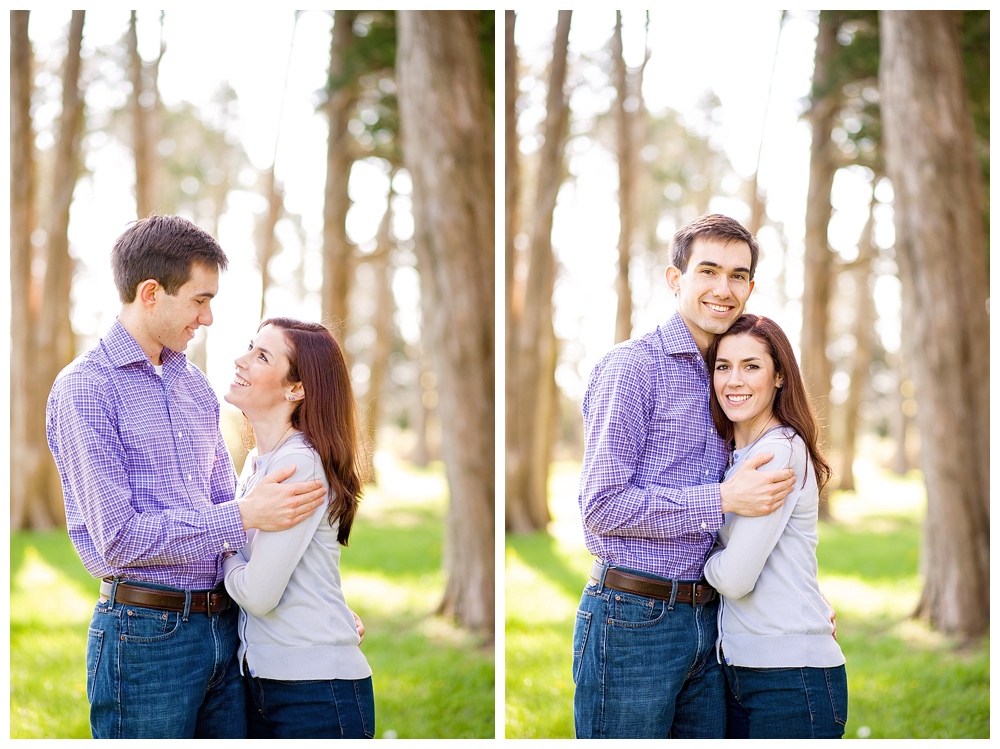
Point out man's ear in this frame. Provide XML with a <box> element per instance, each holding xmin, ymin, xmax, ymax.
<box><xmin>136</xmin><ymin>279</ymin><xmax>160</xmax><ymax>307</ymax></box>
<box><xmin>665</xmin><ymin>265</ymin><xmax>682</xmax><ymax>295</ymax></box>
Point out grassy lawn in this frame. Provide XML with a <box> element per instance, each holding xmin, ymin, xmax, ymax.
<box><xmin>505</xmin><ymin>455</ymin><xmax>989</xmax><ymax>739</ymax></box>
<box><xmin>10</xmin><ymin>455</ymin><xmax>494</xmax><ymax>739</ymax></box>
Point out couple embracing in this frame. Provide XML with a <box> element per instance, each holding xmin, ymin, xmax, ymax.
<box><xmin>46</xmin><ymin>215</ymin><xmax>374</xmax><ymax>739</ymax></box>
<box><xmin>574</xmin><ymin>214</ymin><xmax>847</xmax><ymax>739</ymax></box>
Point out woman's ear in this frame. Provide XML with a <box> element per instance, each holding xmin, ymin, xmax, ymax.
<box><xmin>286</xmin><ymin>382</ymin><xmax>305</xmax><ymax>402</ymax></box>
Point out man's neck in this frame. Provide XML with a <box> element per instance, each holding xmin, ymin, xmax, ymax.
<box><xmin>116</xmin><ymin>307</ymin><xmax>164</xmax><ymax>366</ymax></box>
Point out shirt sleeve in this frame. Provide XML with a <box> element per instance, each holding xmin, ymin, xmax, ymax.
<box><xmin>702</xmin><ymin>439</ymin><xmax>799</xmax><ymax>599</ymax></box>
<box><xmin>579</xmin><ymin>347</ymin><xmax>724</xmax><ymax>541</ymax></box>
<box><xmin>47</xmin><ymin>371</ymin><xmax>246</xmax><ymax>569</ymax></box>
<box><xmin>223</xmin><ymin>450</ymin><xmax>328</xmax><ymax>617</ymax></box>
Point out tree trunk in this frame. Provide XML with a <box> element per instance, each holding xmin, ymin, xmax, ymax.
<box><xmin>257</xmin><ymin>168</ymin><xmax>284</xmax><ymax>319</ymax></box>
<box><xmin>802</xmin><ymin>10</ymin><xmax>840</xmax><ymax>514</ymax></box>
<box><xmin>889</xmin><ymin>352</ymin><xmax>913</xmax><ymax>475</ymax></box>
<box><xmin>835</xmin><ymin>199</ymin><xmax>876</xmax><ymax>492</ymax></box>
<box><xmin>362</xmin><ymin>188</ymin><xmax>397</xmax><ymax>484</ymax></box>
<box><xmin>10</xmin><ymin>10</ymin><xmax>39</xmax><ymax>530</ymax></box>
<box><xmin>396</xmin><ymin>10</ymin><xmax>494</xmax><ymax>636</ymax></box>
<box><xmin>880</xmin><ymin>9</ymin><xmax>989</xmax><ymax>639</ymax></box>
<box><xmin>34</xmin><ymin>10</ymin><xmax>86</xmax><ymax>527</ymax></box>
<box><xmin>506</xmin><ymin>11</ymin><xmax>571</xmax><ymax>534</ymax></box>
<box><xmin>127</xmin><ymin>11</ymin><xmax>154</xmax><ymax>218</ymax></box>
<box><xmin>322</xmin><ymin>10</ymin><xmax>358</xmax><ymax>339</ymax></box>
<box><xmin>612</xmin><ymin>12</ymin><xmax>634</xmax><ymax>345</ymax></box>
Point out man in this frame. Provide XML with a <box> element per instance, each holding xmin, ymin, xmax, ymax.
<box><xmin>573</xmin><ymin>214</ymin><xmax>797</xmax><ymax>739</ymax></box>
<box><xmin>46</xmin><ymin>215</ymin><xmax>329</xmax><ymax>738</ymax></box>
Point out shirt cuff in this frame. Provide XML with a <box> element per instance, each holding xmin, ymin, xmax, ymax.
<box><xmin>685</xmin><ymin>483</ymin><xmax>725</xmax><ymax>535</ymax></box>
<box><xmin>205</xmin><ymin>500</ymin><xmax>248</xmax><ymax>557</ymax></box>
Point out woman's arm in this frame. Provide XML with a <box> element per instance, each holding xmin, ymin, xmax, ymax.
<box><xmin>703</xmin><ymin>439</ymin><xmax>800</xmax><ymax>599</ymax></box>
<box><xmin>223</xmin><ymin>450</ymin><xmax>327</xmax><ymax>616</ymax></box>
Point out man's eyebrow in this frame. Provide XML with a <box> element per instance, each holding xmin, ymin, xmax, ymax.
<box><xmin>194</xmin><ymin>291</ymin><xmax>216</xmax><ymax>299</ymax></box>
<box><xmin>695</xmin><ymin>260</ymin><xmax>752</xmax><ymax>275</ymax></box>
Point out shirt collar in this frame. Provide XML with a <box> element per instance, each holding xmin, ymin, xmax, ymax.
<box><xmin>658</xmin><ymin>312</ymin><xmax>703</xmax><ymax>358</ymax></box>
<box><xmin>101</xmin><ymin>320</ymin><xmax>185</xmax><ymax>372</ymax></box>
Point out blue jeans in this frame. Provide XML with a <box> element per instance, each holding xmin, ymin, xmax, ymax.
<box><xmin>245</xmin><ymin>673</ymin><xmax>376</xmax><ymax>738</ymax></box>
<box><xmin>572</xmin><ymin>564</ymin><xmax>725</xmax><ymax>738</ymax></box>
<box><xmin>724</xmin><ymin>661</ymin><xmax>848</xmax><ymax>738</ymax></box>
<box><xmin>86</xmin><ymin>580</ymin><xmax>246</xmax><ymax>738</ymax></box>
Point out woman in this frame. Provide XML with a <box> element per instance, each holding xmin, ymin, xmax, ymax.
<box><xmin>222</xmin><ymin>317</ymin><xmax>374</xmax><ymax>739</ymax></box>
<box><xmin>703</xmin><ymin>314</ymin><xmax>846</xmax><ymax>739</ymax></box>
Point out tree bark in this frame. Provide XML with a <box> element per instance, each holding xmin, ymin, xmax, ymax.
<box><xmin>127</xmin><ymin>11</ymin><xmax>154</xmax><ymax>218</ymax></box>
<box><xmin>506</xmin><ymin>11</ymin><xmax>571</xmax><ymax>534</ymax></box>
<box><xmin>34</xmin><ymin>10</ymin><xmax>87</xmax><ymax>527</ymax></box>
<box><xmin>835</xmin><ymin>199</ymin><xmax>876</xmax><ymax>492</ymax></box>
<box><xmin>802</xmin><ymin>10</ymin><xmax>840</xmax><ymax>513</ymax></box>
<box><xmin>10</xmin><ymin>10</ymin><xmax>39</xmax><ymax>530</ymax></box>
<box><xmin>322</xmin><ymin>10</ymin><xmax>358</xmax><ymax>340</ymax></box>
<box><xmin>362</xmin><ymin>186</ymin><xmax>397</xmax><ymax>484</ymax></box>
<box><xmin>880</xmin><ymin>10</ymin><xmax>989</xmax><ymax>639</ymax></box>
<box><xmin>612</xmin><ymin>12</ymin><xmax>634</xmax><ymax>344</ymax></box>
<box><xmin>257</xmin><ymin>168</ymin><xmax>284</xmax><ymax>319</ymax></box>
<box><xmin>396</xmin><ymin>10</ymin><xmax>495</xmax><ymax>635</ymax></box>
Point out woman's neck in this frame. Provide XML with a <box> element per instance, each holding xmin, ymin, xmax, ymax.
<box><xmin>252</xmin><ymin>415</ymin><xmax>296</xmax><ymax>455</ymax></box>
<box><xmin>732</xmin><ymin>411</ymin><xmax>779</xmax><ymax>450</ymax></box>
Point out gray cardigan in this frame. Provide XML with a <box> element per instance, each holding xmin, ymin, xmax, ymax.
<box><xmin>223</xmin><ymin>432</ymin><xmax>371</xmax><ymax>681</ymax></box>
<box><xmin>703</xmin><ymin>426</ymin><xmax>844</xmax><ymax>669</ymax></box>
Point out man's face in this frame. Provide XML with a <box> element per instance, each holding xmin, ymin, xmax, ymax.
<box><xmin>666</xmin><ymin>237</ymin><xmax>754</xmax><ymax>354</ymax></box>
<box><xmin>147</xmin><ymin>263</ymin><xmax>219</xmax><ymax>354</ymax></box>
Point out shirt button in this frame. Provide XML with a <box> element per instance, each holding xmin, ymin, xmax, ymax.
<box><xmin>177</xmin><ymin>431</ymin><xmax>183</xmax><ymax>438</ymax></box>
<box><xmin>187</xmin><ymin>474</ymin><xmax>192</xmax><ymax>481</ymax></box>
<box><xmin>223</xmin><ymin>541</ymin><xmax>230</xmax><ymax>549</ymax></box>
<box><xmin>701</xmin><ymin>522</ymin><xmax>707</xmax><ymax>529</ymax></box>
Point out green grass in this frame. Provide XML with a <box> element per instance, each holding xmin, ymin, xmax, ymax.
<box><xmin>505</xmin><ymin>457</ymin><xmax>989</xmax><ymax>739</ymax></box>
<box><xmin>10</xmin><ymin>456</ymin><xmax>494</xmax><ymax>739</ymax></box>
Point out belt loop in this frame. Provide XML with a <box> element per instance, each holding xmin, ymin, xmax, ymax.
<box><xmin>597</xmin><ymin>559</ymin><xmax>610</xmax><ymax>588</ymax></box>
<box><xmin>108</xmin><ymin>578</ymin><xmax>120</xmax><ymax>606</ymax></box>
<box><xmin>206</xmin><ymin>589</ymin><xmax>213</xmax><ymax>618</ymax></box>
<box><xmin>667</xmin><ymin>579</ymin><xmax>679</xmax><ymax>611</ymax></box>
<box><xmin>182</xmin><ymin>589</ymin><xmax>192</xmax><ymax>622</ymax></box>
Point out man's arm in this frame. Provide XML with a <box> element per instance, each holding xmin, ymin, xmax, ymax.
<box><xmin>579</xmin><ymin>350</ymin><xmax>723</xmax><ymax>540</ymax></box>
<box><xmin>48</xmin><ymin>376</ymin><xmax>322</xmax><ymax>570</ymax></box>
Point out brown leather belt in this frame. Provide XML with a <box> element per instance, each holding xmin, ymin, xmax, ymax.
<box><xmin>99</xmin><ymin>578</ymin><xmax>231</xmax><ymax>615</ymax></box>
<box><xmin>590</xmin><ymin>560</ymin><xmax>717</xmax><ymax>605</ymax></box>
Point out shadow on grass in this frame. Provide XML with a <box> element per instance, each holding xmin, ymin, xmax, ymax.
<box><xmin>506</xmin><ymin>531</ymin><xmax>588</xmax><ymax>602</ymax></box>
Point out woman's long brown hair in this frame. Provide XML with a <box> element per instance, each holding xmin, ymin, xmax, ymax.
<box><xmin>261</xmin><ymin>317</ymin><xmax>366</xmax><ymax>545</ymax></box>
<box><xmin>706</xmin><ymin>314</ymin><xmax>833</xmax><ymax>490</ymax></box>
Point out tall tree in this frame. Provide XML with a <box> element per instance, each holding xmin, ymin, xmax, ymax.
<box><xmin>880</xmin><ymin>10</ymin><xmax>989</xmax><ymax>639</ymax></box>
<box><xmin>612</xmin><ymin>12</ymin><xmax>634</xmax><ymax>344</ymax></box>
<box><xmin>32</xmin><ymin>11</ymin><xmax>87</xmax><ymax>527</ymax></box>
<box><xmin>506</xmin><ymin>11</ymin><xmax>571</xmax><ymax>533</ymax></box>
<box><xmin>396</xmin><ymin>10</ymin><xmax>495</xmax><ymax>635</ymax></box>
<box><xmin>10</xmin><ymin>10</ymin><xmax>44</xmax><ymax>529</ymax></box>
<box><xmin>127</xmin><ymin>11</ymin><xmax>153</xmax><ymax>217</ymax></box>
<box><xmin>801</xmin><ymin>10</ymin><xmax>840</xmax><ymax>508</ymax></box>
<box><xmin>835</xmin><ymin>195</ymin><xmax>877</xmax><ymax>492</ymax></box>
<box><xmin>322</xmin><ymin>10</ymin><xmax>359</xmax><ymax>338</ymax></box>
<box><xmin>504</xmin><ymin>10</ymin><xmax>520</xmax><ymax>523</ymax></box>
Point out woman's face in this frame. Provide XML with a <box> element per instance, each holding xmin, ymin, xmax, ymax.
<box><xmin>224</xmin><ymin>324</ymin><xmax>298</xmax><ymax>416</ymax></box>
<box><xmin>713</xmin><ymin>333</ymin><xmax>783</xmax><ymax>426</ymax></box>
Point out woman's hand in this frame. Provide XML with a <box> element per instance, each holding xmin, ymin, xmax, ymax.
<box><xmin>352</xmin><ymin>609</ymin><xmax>366</xmax><ymax>644</ymax></box>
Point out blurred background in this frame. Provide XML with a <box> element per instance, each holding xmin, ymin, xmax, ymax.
<box><xmin>10</xmin><ymin>9</ymin><xmax>494</xmax><ymax>738</ymax></box>
<box><xmin>504</xmin><ymin>9</ymin><xmax>988</xmax><ymax>739</ymax></box>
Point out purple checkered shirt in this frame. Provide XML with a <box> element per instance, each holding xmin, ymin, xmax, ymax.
<box><xmin>579</xmin><ymin>313</ymin><xmax>729</xmax><ymax>580</ymax></box>
<box><xmin>46</xmin><ymin>321</ymin><xmax>245</xmax><ymax>590</ymax></box>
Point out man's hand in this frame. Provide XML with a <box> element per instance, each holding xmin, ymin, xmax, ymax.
<box><xmin>719</xmin><ymin>451</ymin><xmax>795</xmax><ymax>517</ymax></box>
<box><xmin>237</xmin><ymin>464</ymin><xmax>327</xmax><ymax>531</ymax></box>
<box><xmin>352</xmin><ymin>610</ymin><xmax>365</xmax><ymax>645</ymax></box>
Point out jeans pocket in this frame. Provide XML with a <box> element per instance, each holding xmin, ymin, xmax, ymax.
<box><xmin>572</xmin><ymin>610</ymin><xmax>592</xmax><ymax>684</ymax></box>
<box><xmin>825</xmin><ymin>666</ymin><xmax>849</xmax><ymax>727</ymax></box>
<box><xmin>121</xmin><ymin>607</ymin><xmax>181</xmax><ymax>643</ymax></box>
<box><xmin>86</xmin><ymin>628</ymin><xmax>104</xmax><ymax>702</ymax></box>
<box><xmin>608</xmin><ymin>591</ymin><xmax>664</xmax><ymax>628</ymax></box>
